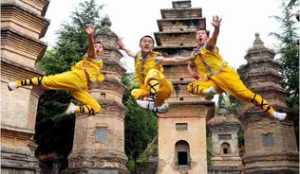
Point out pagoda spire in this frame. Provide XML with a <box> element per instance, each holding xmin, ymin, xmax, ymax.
<box><xmin>253</xmin><ymin>33</ymin><xmax>265</xmax><ymax>48</ymax></box>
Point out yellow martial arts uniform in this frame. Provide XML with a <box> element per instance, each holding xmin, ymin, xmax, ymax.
<box><xmin>187</xmin><ymin>47</ymin><xmax>276</xmax><ymax>117</ymax></box>
<box><xmin>131</xmin><ymin>51</ymin><xmax>173</xmax><ymax>106</ymax></box>
<box><xmin>15</xmin><ymin>57</ymin><xmax>104</xmax><ymax>115</ymax></box>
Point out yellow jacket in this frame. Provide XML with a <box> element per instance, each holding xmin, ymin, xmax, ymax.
<box><xmin>192</xmin><ymin>47</ymin><xmax>228</xmax><ymax>76</ymax></box>
<box><xmin>135</xmin><ymin>51</ymin><xmax>163</xmax><ymax>86</ymax></box>
<box><xmin>71</xmin><ymin>57</ymin><xmax>104</xmax><ymax>82</ymax></box>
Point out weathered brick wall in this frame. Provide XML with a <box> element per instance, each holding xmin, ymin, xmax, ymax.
<box><xmin>244</xmin><ymin>118</ymin><xmax>298</xmax><ymax>155</ymax></box>
<box><xmin>161</xmin><ymin>8</ymin><xmax>202</xmax><ymax>19</ymax></box>
<box><xmin>158</xmin><ymin>19</ymin><xmax>205</xmax><ymax>32</ymax></box>
<box><xmin>1</xmin><ymin>62</ymin><xmax>41</xmax><ymax>132</ymax></box>
<box><xmin>1</xmin><ymin>29</ymin><xmax>46</xmax><ymax>69</ymax></box>
<box><xmin>156</xmin><ymin>32</ymin><xmax>196</xmax><ymax>47</ymax></box>
<box><xmin>1</xmin><ymin>4</ymin><xmax>49</xmax><ymax>38</ymax></box>
<box><xmin>2</xmin><ymin>0</ymin><xmax>49</xmax><ymax>16</ymax></box>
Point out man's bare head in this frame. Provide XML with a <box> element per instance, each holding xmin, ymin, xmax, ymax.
<box><xmin>139</xmin><ymin>35</ymin><xmax>155</xmax><ymax>53</ymax></box>
<box><xmin>196</xmin><ymin>29</ymin><xmax>210</xmax><ymax>47</ymax></box>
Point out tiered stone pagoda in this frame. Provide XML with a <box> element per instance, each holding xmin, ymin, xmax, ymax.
<box><xmin>207</xmin><ymin>114</ymin><xmax>242</xmax><ymax>174</ymax></box>
<box><xmin>238</xmin><ymin>33</ymin><xmax>299</xmax><ymax>174</ymax></box>
<box><xmin>1</xmin><ymin>0</ymin><xmax>50</xmax><ymax>173</ymax></box>
<box><xmin>154</xmin><ymin>1</ymin><xmax>214</xmax><ymax>173</ymax></box>
<box><xmin>67</xmin><ymin>20</ymin><xmax>128</xmax><ymax>174</ymax></box>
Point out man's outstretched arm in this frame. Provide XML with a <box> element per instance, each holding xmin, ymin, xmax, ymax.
<box><xmin>85</xmin><ymin>25</ymin><xmax>96</xmax><ymax>58</ymax></box>
<box><xmin>206</xmin><ymin>16</ymin><xmax>222</xmax><ymax>51</ymax></box>
<box><xmin>117</xmin><ymin>39</ymin><xmax>136</xmax><ymax>58</ymax></box>
<box><xmin>157</xmin><ymin>55</ymin><xmax>193</xmax><ymax>64</ymax></box>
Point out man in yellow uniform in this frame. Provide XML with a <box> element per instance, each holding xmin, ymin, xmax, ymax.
<box><xmin>8</xmin><ymin>25</ymin><xmax>107</xmax><ymax>115</ymax></box>
<box><xmin>118</xmin><ymin>35</ymin><xmax>184</xmax><ymax>112</ymax></box>
<box><xmin>158</xmin><ymin>16</ymin><xmax>286</xmax><ymax>120</ymax></box>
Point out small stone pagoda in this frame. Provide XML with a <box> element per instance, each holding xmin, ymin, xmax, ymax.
<box><xmin>238</xmin><ymin>33</ymin><xmax>299</xmax><ymax>174</ymax></box>
<box><xmin>207</xmin><ymin>114</ymin><xmax>242</xmax><ymax>174</ymax></box>
<box><xmin>67</xmin><ymin>19</ymin><xmax>128</xmax><ymax>174</ymax></box>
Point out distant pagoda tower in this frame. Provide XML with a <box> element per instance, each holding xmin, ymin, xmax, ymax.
<box><xmin>1</xmin><ymin>0</ymin><xmax>50</xmax><ymax>173</ymax></box>
<box><xmin>207</xmin><ymin>114</ymin><xmax>242</xmax><ymax>174</ymax></box>
<box><xmin>154</xmin><ymin>1</ymin><xmax>214</xmax><ymax>173</ymax></box>
<box><xmin>238</xmin><ymin>33</ymin><xmax>299</xmax><ymax>174</ymax></box>
<box><xmin>67</xmin><ymin>21</ymin><xmax>128</xmax><ymax>174</ymax></box>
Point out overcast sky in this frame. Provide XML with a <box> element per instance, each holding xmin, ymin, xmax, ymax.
<box><xmin>42</xmin><ymin>0</ymin><xmax>283</xmax><ymax>72</ymax></box>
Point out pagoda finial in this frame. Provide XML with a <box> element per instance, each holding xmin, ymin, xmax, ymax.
<box><xmin>253</xmin><ymin>33</ymin><xmax>264</xmax><ymax>48</ymax></box>
<box><xmin>96</xmin><ymin>16</ymin><xmax>117</xmax><ymax>39</ymax></box>
<box><xmin>101</xmin><ymin>16</ymin><xmax>112</xmax><ymax>28</ymax></box>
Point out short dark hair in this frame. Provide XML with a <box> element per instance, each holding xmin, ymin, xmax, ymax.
<box><xmin>94</xmin><ymin>34</ymin><xmax>103</xmax><ymax>44</ymax></box>
<box><xmin>197</xmin><ymin>29</ymin><xmax>210</xmax><ymax>37</ymax></box>
<box><xmin>139</xmin><ymin>35</ymin><xmax>155</xmax><ymax>44</ymax></box>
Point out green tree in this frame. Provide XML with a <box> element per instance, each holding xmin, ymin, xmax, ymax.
<box><xmin>271</xmin><ymin>0</ymin><xmax>299</xmax><ymax>146</ymax></box>
<box><xmin>122</xmin><ymin>74</ymin><xmax>158</xmax><ymax>173</ymax></box>
<box><xmin>38</xmin><ymin>0</ymin><xmax>104</xmax><ymax>74</ymax></box>
<box><xmin>271</xmin><ymin>0</ymin><xmax>299</xmax><ymax>109</ymax></box>
<box><xmin>34</xmin><ymin>0</ymin><xmax>107</xmax><ymax>171</ymax></box>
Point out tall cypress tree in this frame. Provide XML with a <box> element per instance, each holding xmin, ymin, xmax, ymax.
<box><xmin>122</xmin><ymin>74</ymin><xmax>158</xmax><ymax>173</ymax></box>
<box><xmin>271</xmin><ymin>0</ymin><xmax>299</xmax><ymax>146</ymax></box>
<box><xmin>271</xmin><ymin>0</ymin><xmax>299</xmax><ymax>109</ymax></box>
<box><xmin>38</xmin><ymin>0</ymin><xmax>104</xmax><ymax>74</ymax></box>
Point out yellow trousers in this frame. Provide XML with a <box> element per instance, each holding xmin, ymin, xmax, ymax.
<box><xmin>187</xmin><ymin>67</ymin><xmax>275</xmax><ymax>116</ymax></box>
<box><xmin>131</xmin><ymin>69</ymin><xmax>173</xmax><ymax>106</ymax></box>
<box><xmin>17</xmin><ymin>70</ymin><xmax>101</xmax><ymax>114</ymax></box>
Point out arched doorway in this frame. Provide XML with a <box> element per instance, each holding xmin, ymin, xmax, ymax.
<box><xmin>175</xmin><ymin>140</ymin><xmax>191</xmax><ymax>166</ymax></box>
<box><xmin>220</xmin><ymin>142</ymin><xmax>231</xmax><ymax>155</ymax></box>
